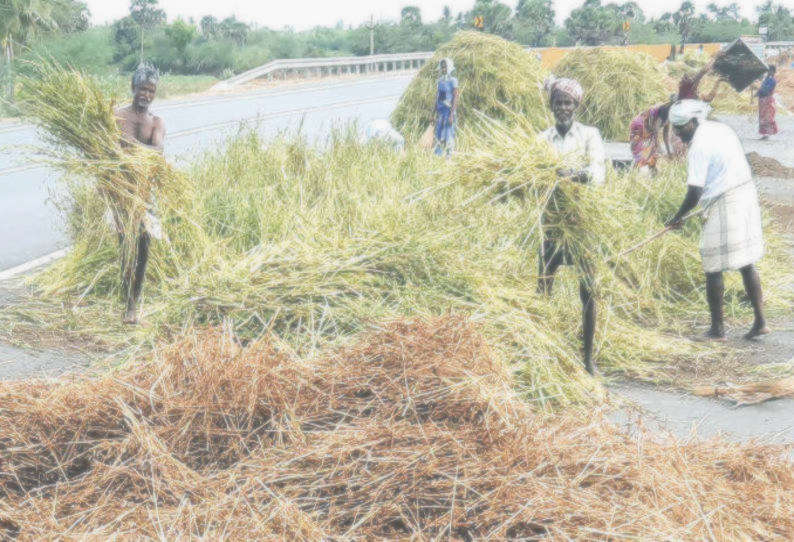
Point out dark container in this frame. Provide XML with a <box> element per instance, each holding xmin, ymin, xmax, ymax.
<box><xmin>712</xmin><ymin>38</ymin><xmax>769</xmax><ymax>93</ymax></box>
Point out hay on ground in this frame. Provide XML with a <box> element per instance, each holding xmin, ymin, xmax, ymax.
<box><xmin>693</xmin><ymin>377</ymin><xmax>794</xmax><ymax>405</ymax></box>
<box><xmin>5</xmin><ymin>68</ymin><xmax>793</xmax><ymax>405</ymax></box>
<box><xmin>390</xmin><ymin>31</ymin><xmax>549</xmax><ymax>139</ymax></box>
<box><xmin>0</xmin><ymin>317</ymin><xmax>792</xmax><ymax>539</ymax></box>
<box><xmin>554</xmin><ymin>48</ymin><xmax>670</xmax><ymax>141</ymax></box>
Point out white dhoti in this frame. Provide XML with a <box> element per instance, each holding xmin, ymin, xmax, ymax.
<box><xmin>699</xmin><ymin>182</ymin><xmax>764</xmax><ymax>273</ymax></box>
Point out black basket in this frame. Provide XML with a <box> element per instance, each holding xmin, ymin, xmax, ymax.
<box><xmin>712</xmin><ymin>38</ymin><xmax>769</xmax><ymax>93</ymax></box>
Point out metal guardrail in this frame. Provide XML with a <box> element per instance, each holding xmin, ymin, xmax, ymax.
<box><xmin>213</xmin><ymin>52</ymin><xmax>434</xmax><ymax>90</ymax></box>
<box><xmin>213</xmin><ymin>41</ymin><xmax>794</xmax><ymax>91</ymax></box>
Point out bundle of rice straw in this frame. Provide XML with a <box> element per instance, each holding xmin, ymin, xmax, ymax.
<box><xmin>1</xmin><ymin>317</ymin><xmax>792</xmax><ymax>539</ymax></box>
<box><xmin>16</xmin><ymin>62</ymin><xmax>186</xmax><ymax>290</ymax></box>
<box><xmin>4</xmin><ymin>120</ymin><xmax>793</xmax><ymax>404</ymax></box>
<box><xmin>555</xmin><ymin>48</ymin><xmax>670</xmax><ymax>141</ymax></box>
<box><xmin>390</xmin><ymin>31</ymin><xmax>550</xmax><ymax>139</ymax></box>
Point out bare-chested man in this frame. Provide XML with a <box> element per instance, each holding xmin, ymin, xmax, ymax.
<box><xmin>113</xmin><ymin>62</ymin><xmax>166</xmax><ymax>324</ymax></box>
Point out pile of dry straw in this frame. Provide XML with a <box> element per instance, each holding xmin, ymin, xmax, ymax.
<box><xmin>1</xmin><ymin>317</ymin><xmax>792</xmax><ymax>539</ymax></box>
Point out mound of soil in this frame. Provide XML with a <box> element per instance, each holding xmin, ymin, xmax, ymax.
<box><xmin>746</xmin><ymin>151</ymin><xmax>794</xmax><ymax>178</ymax></box>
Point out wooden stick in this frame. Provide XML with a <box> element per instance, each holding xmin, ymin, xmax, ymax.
<box><xmin>613</xmin><ymin>209</ymin><xmax>704</xmax><ymax>260</ymax></box>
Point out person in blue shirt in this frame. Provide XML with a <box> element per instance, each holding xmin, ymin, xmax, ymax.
<box><xmin>434</xmin><ymin>58</ymin><xmax>459</xmax><ymax>157</ymax></box>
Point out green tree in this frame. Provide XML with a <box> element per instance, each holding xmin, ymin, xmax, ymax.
<box><xmin>111</xmin><ymin>16</ymin><xmax>140</xmax><ymax>62</ymax></box>
<box><xmin>757</xmin><ymin>2</ymin><xmax>794</xmax><ymax>41</ymax></box>
<box><xmin>514</xmin><ymin>0</ymin><xmax>554</xmax><ymax>46</ymax></box>
<box><xmin>200</xmin><ymin>15</ymin><xmax>218</xmax><ymax>39</ymax></box>
<box><xmin>51</xmin><ymin>0</ymin><xmax>89</xmax><ymax>33</ymax></box>
<box><xmin>400</xmin><ymin>6</ymin><xmax>422</xmax><ymax>27</ymax></box>
<box><xmin>671</xmin><ymin>1</ymin><xmax>695</xmax><ymax>52</ymax></box>
<box><xmin>565</xmin><ymin>0</ymin><xmax>620</xmax><ymax>45</ymax></box>
<box><xmin>467</xmin><ymin>0</ymin><xmax>513</xmax><ymax>39</ymax></box>
<box><xmin>165</xmin><ymin>18</ymin><xmax>196</xmax><ymax>55</ymax></box>
<box><xmin>217</xmin><ymin>16</ymin><xmax>249</xmax><ymax>45</ymax></box>
<box><xmin>130</xmin><ymin>0</ymin><xmax>165</xmax><ymax>29</ymax></box>
<box><xmin>441</xmin><ymin>5</ymin><xmax>452</xmax><ymax>24</ymax></box>
<box><xmin>706</xmin><ymin>2</ymin><xmax>739</xmax><ymax>21</ymax></box>
<box><xmin>1</xmin><ymin>0</ymin><xmax>57</xmax><ymax>98</ymax></box>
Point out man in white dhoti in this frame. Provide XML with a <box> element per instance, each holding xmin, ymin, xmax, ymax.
<box><xmin>537</xmin><ymin>77</ymin><xmax>606</xmax><ymax>375</ymax></box>
<box><xmin>666</xmin><ymin>100</ymin><xmax>769</xmax><ymax>341</ymax></box>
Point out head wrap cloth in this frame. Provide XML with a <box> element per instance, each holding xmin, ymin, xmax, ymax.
<box><xmin>544</xmin><ymin>76</ymin><xmax>583</xmax><ymax>103</ymax></box>
<box><xmin>669</xmin><ymin>99</ymin><xmax>711</xmax><ymax>126</ymax></box>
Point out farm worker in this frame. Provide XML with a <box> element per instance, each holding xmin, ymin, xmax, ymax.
<box><xmin>433</xmin><ymin>58</ymin><xmax>458</xmax><ymax>157</ymax></box>
<box><xmin>755</xmin><ymin>65</ymin><xmax>778</xmax><ymax>140</ymax></box>
<box><xmin>666</xmin><ymin>100</ymin><xmax>768</xmax><ymax>341</ymax></box>
<box><xmin>111</xmin><ymin>62</ymin><xmax>166</xmax><ymax>325</ymax></box>
<box><xmin>629</xmin><ymin>102</ymin><xmax>673</xmax><ymax>171</ymax></box>
<box><xmin>365</xmin><ymin>119</ymin><xmax>405</xmax><ymax>151</ymax></box>
<box><xmin>677</xmin><ymin>49</ymin><xmax>724</xmax><ymax>101</ymax></box>
<box><xmin>537</xmin><ymin>77</ymin><xmax>606</xmax><ymax>375</ymax></box>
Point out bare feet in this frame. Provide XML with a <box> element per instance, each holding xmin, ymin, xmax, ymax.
<box><xmin>123</xmin><ymin>305</ymin><xmax>139</xmax><ymax>325</ymax></box>
<box><xmin>695</xmin><ymin>329</ymin><xmax>727</xmax><ymax>343</ymax></box>
<box><xmin>744</xmin><ymin>322</ymin><xmax>770</xmax><ymax>340</ymax></box>
<box><xmin>584</xmin><ymin>358</ymin><xmax>600</xmax><ymax>376</ymax></box>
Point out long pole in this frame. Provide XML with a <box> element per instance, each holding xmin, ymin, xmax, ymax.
<box><xmin>368</xmin><ymin>15</ymin><xmax>374</xmax><ymax>56</ymax></box>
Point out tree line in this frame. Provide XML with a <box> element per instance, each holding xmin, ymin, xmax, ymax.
<box><xmin>2</xmin><ymin>0</ymin><xmax>793</xmax><ymax>87</ymax></box>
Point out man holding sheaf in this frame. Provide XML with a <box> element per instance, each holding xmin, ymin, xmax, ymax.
<box><xmin>537</xmin><ymin>77</ymin><xmax>606</xmax><ymax>375</ymax></box>
<box><xmin>111</xmin><ymin>62</ymin><xmax>166</xmax><ymax>325</ymax></box>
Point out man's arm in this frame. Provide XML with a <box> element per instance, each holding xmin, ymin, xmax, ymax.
<box><xmin>667</xmin><ymin>136</ymin><xmax>707</xmax><ymax>227</ymax></box>
<box><xmin>666</xmin><ymin>185</ymin><xmax>704</xmax><ymax>227</ymax></box>
<box><xmin>144</xmin><ymin>116</ymin><xmax>165</xmax><ymax>154</ymax></box>
<box><xmin>693</xmin><ymin>50</ymin><xmax>722</xmax><ymax>88</ymax></box>
<box><xmin>662</xmin><ymin>122</ymin><xmax>672</xmax><ymax>155</ymax></box>
<box><xmin>584</xmin><ymin>127</ymin><xmax>606</xmax><ymax>185</ymax></box>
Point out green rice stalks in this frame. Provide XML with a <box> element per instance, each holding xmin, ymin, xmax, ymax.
<box><xmin>4</xmin><ymin>116</ymin><xmax>792</xmax><ymax>405</ymax></box>
<box><xmin>555</xmin><ymin>48</ymin><xmax>670</xmax><ymax>141</ymax></box>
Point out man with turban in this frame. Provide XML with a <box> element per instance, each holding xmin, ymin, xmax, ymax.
<box><xmin>537</xmin><ymin>77</ymin><xmax>606</xmax><ymax>375</ymax></box>
<box><xmin>666</xmin><ymin>99</ymin><xmax>768</xmax><ymax>341</ymax></box>
<box><xmin>113</xmin><ymin>62</ymin><xmax>166</xmax><ymax>325</ymax></box>
<box><xmin>433</xmin><ymin>58</ymin><xmax>459</xmax><ymax>157</ymax></box>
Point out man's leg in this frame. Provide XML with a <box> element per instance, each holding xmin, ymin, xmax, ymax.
<box><xmin>740</xmin><ymin>264</ymin><xmax>770</xmax><ymax>339</ymax></box>
<box><xmin>123</xmin><ymin>230</ymin><xmax>151</xmax><ymax>324</ymax></box>
<box><xmin>579</xmin><ymin>279</ymin><xmax>596</xmax><ymax>375</ymax></box>
<box><xmin>118</xmin><ymin>232</ymin><xmax>131</xmax><ymax>300</ymax></box>
<box><xmin>705</xmin><ymin>271</ymin><xmax>726</xmax><ymax>339</ymax></box>
<box><xmin>537</xmin><ymin>239</ymin><xmax>563</xmax><ymax>295</ymax></box>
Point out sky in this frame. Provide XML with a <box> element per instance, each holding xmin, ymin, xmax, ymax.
<box><xmin>85</xmin><ymin>0</ymin><xmax>773</xmax><ymax>29</ymax></box>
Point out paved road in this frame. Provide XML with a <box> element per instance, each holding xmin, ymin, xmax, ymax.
<box><xmin>0</xmin><ymin>74</ymin><xmax>414</xmax><ymax>271</ymax></box>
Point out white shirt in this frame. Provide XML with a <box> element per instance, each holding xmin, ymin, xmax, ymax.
<box><xmin>540</xmin><ymin>122</ymin><xmax>606</xmax><ymax>185</ymax></box>
<box><xmin>686</xmin><ymin>120</ymin><xmax>752</xmax><ymax>204</ymax></box>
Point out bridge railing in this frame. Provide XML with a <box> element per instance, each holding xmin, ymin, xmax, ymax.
<box><xmin>213</xmin><ymin>52</ymin><xmax>434</xmax><ymax>90</ymax></box>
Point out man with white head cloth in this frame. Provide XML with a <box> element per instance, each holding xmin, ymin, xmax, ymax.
<box><xmin>537</xmin><ymin>77</ymin><xmax>606</xmax><ymax>375</ymax></box>
<box><xmin>433</xmin><ymin>57</ymin><xmax>459</xmax><ymax>157</ymax></box>
<box><xmin>666</xmin><ymin>99</ymin><xmax>768</xmax><ymax>341</ymax></box>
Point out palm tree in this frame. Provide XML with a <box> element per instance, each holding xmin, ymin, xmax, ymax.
<box><xmin>1</xmin><ymin>0</ymin><xmax>57</xmax><ymax>99</ymax></box>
